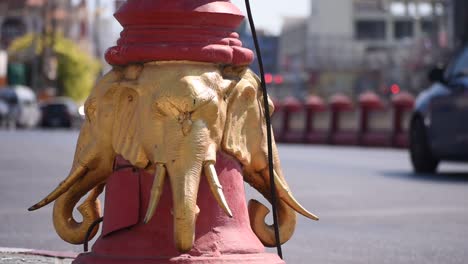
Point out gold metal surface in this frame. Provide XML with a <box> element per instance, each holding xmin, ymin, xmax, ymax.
<box><xmin>144</xmin><ymin>164</ymin><xmax>167</xmax><ymax>224</ymax></box>
<box><xmin>29</xmin><ymin>62</ymin><xmax>318</xmax><ymax>252</ymax></box>
<box><xmin>204</xmin><ymin>162</ymin><xmax>233</xmax><ymax>218</ymax></box>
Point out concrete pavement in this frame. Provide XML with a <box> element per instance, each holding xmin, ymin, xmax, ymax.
<box><xmin>1</xmin><ymin>130</ymin><xmax>468</xmax><ymax>264</ymax></box>
<box><xmin>0</xmin><ymin>247</ymin><xmax>75</xmax><ymax>264</ymax></box>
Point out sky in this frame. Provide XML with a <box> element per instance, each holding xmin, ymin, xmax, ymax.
<box><xmin>93</xmin><ymin>0</ymin><xmax>310</xmax><ymax>36</ymax></box>
<box><xmin>230</xmin><ymin>0</ymin><xmax>310</xmax><ymax>35</ymax></box>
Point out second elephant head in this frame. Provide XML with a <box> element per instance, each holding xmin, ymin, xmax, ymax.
<box><xmin>29</xmin><ymin>61</ymin><xmax>318</xmax><ymax>253</ymax></box>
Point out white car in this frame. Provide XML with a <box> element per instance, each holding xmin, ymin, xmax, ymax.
<box><xmin>0</xmin><ymin>85</ymin><xmax>41</xmax><ymax>129</ymax></box>
<box><xmin>0</xmin><ymin>99</ymin><xmax>9</xmax><ymax>127</ymax></box>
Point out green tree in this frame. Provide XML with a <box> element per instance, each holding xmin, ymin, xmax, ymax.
<box><xmin>8</xmin><ymin>33</ymin><xmax>101</xmax><ymax>101</ymax></box>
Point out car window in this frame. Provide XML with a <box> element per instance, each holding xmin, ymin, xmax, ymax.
<box><xmin>445</xmin><ymin>46</ymin><xmax>468</xmax><ymax>80</ymax></box>
<box><xmin>44</xmin><ymin>104</ymin><xmax>68</xmax><ymax>115</ymax></box>
<box><xmin>0</xmin><ymin>93</ymin><xmax>18</xmax><ymax>105</ymax></box>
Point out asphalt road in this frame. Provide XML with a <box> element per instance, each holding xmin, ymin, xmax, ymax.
<box><xmin>1</xmin><ymin>130</ymin><xmax>468</xmax><ymax>264</ymax></box>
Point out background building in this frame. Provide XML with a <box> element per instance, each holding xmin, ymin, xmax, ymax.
<box><xmin>238</xmin><ymin>21</ymin><xmax>279</xmax><ymax>76</ymax></box>
<box><xmin>277</xmin><ymin>0</ymin><xmax>453</xmax><ymax>100</ymax></box>
<box><xmin>0</xmin><ymin>0</ymin><xmax>94</xmax><ymax>94</ymax></box>
<box><xmin>276</xmin><ymin>17</ymin><xmax>309</xmax><ymax>99</ymax></box>
<box><xmin>0</xmin><ymin>0</ymin><xmax>90</xmax><ymax>49</ymax></box>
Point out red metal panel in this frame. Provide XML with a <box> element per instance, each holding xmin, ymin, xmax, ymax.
<box><xmin>101</xmin><ymin>167</ymin><xmax>140</xmax><ymax>237</ymax></box>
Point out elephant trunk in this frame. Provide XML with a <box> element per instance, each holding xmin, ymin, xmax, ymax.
<box><xmin>170</xmin><ymin>166</ymin><xmax>202</xmax><ymax>253</ymax></box>
<box><xmin>166</xmin><ymin>120</ymin><xmax>209</xmax><ymax>253</ymax></box>
<box><xmin>246</xmin><ymin>167</ymin><xmax>298</xmax><ymax>247</ymax></box>
<box><xmin>246</xmin><ymin>150</ymin><xmax>318</xmax><ymax>247</ymax></box>
<box><xmin>53</xmin><ymin>184</ymin><xmax>104</xmax><ymax>244</ymax></box>
<box><xmin>143</xmin><ymin>119</ymin><xmax>233</xmax><ymax>253</ymax></box>
<box><xmin>248</xmin><ymin>199</ymin><xmax>296</xmax><ymax>247</ymax></box>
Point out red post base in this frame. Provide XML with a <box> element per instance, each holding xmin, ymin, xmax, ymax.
<box><xmin>73</xmin><ymin>152</ymin><xmax>284</xmax><ymax>264</ymax></box>
<box><xmin>75</xmin><ymin>253</ymin><xmax>284</xmax><ymax>264</ymax></box>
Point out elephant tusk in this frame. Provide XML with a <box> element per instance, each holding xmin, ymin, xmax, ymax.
<box><xmin>204</xmin><ymin>162</ymin><xmax>233</xmax><ymax>218</ymax></box>
<box><xmin>273</xmin><ymin>171</ymin><xmax>319</xmax><ymax>221</ymax></box>
<box><xmin>28</xmin><ymin>164</ymin><xmax>87</xmax><ymax>211</ymax></box>
<box><xmin>144</xmin><ymin>164</ymin><xmax>167</xmax><ymax>224</ymax></box>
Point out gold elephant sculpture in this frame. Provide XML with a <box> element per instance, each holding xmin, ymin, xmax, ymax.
<box><xmin>29</xmin><ymin>61</ymin><xmax>318</xmax><ymax>253</ymax></box>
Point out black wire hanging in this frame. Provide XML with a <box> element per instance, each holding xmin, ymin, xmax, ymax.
<box><xmin>244</xmin><ymin>0</ymin><xmax>283</xmax><ymax>259</ymax></box>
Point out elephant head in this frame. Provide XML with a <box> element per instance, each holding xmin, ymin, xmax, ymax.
<box><xmin>29</xmin><ymin>62</ymin><xmax>317</xmax><ymax>252</ymax></box>
<box><xmin>221</xmin><ymin>67</ymin><xmax>318</xmax><ymax>246</ymax></box>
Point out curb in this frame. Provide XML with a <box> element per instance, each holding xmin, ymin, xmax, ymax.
<box><xmin>0</xmin><ymin>247</ymin><xmax>77</xmax><ymax>259</ymax></box>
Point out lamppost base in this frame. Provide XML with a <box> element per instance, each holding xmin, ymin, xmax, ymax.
<box><xmin>74</xmin><ymin>252</ymin><xmax>284</xmax><ymax>264</ymax></box>
<box><xmin>72</xmin><ymin>153</ymin><xmax>284</xmax><ymax>264</ymax></box>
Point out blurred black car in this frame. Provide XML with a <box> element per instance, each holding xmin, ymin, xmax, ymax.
<box><xmin>40</xmin><ymin>97</ymin><xmax>83</xmax><ymax>128</ymax></box>
<box><xmin>409</xmin><ymin>45</ymin><xmax>468</xmax><ymax>173</ymax></box>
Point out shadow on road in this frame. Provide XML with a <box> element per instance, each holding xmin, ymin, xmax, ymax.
<box><xmin>381</xmin><ymin>171</ymin><xmax>468</xmax><ymax>183</ymax></box>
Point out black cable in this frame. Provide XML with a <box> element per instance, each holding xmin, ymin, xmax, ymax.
<box><xmin>244</xmin><ymin>0</ymin><xmax>283</xmax><ymax>259</ymax></box>
<box><xmin>83</xmin><ymin>217</ymin><xmax>104</xmax><ymax>252</ymax></box>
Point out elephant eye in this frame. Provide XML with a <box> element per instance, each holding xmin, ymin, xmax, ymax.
<box><xmin>152</xmin><ymin>102</ymin><xmax>167</xmax><ymax>117</ymax></box>
<box><xmin>191</xmin><ymin>98</ymin><xmax>219</xmax><ymax>121</ymax></box>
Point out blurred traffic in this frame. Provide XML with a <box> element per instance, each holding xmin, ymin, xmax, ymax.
<box><xmin>409</xmin><ymin>44</ymin><xmax>468</xmax><ymax>173</ymax></box>
<box><xmin>0</xmin><ymin>85</ymin><xmax>40</xmax><ymax>129</ymax></box>
<box><xmin>0</xmin><ymin>85</ymin><xmax>84</xmax><ymax>129</ymax></box>
<box><xmin>0</xmin><ymin>0</ymin><xmax>466</xmax><ymax>165</ymax></box>
<box><xmin>39</xmin><ymin>96</ymin><xmax>84</xmax><ymax>128</ymax></box>
<box><xmin>0</xmin><ymin>1</ymin><xmax>467</xmax><ymax>263</ymax></box>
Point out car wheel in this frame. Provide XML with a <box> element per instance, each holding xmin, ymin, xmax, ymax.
<box><xmin>409</xmin><ymin>117</ymin><xmax>439</xmax><ymax>173</ymax></box>
<box><xmin>65</xmin><ymin>121</ymin><xmax>72</xmax><ymax>128</ymax></box>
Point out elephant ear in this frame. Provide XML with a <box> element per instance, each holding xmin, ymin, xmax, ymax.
<box><xmin>111</xmin><ymin>83</ymin><xmax>149</xmax><ymax>168</ymax></box>
<box><xmin>222</xmin><ymin>68</ymin><xmax>274</xmax><ymax>175</ymax></box>
<box><xmin>222</xmin><ymin>69</ymin><xmax>318</xmax><ymax>248</ymax></box>
<box><xmin>73</xmin><ymin>69</ymin><xmax>123</xmax><ymax>168</ymax></box>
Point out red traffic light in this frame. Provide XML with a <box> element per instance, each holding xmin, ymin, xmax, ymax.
<box><xmin>391</xmin><ymin>84</ymin><xmax>400</xmax><ymax>94</ymax></box>
<box><xmin>274</xmin><ymin>75</ymin><xmax>284</xmax><ymax>84</ymax></box>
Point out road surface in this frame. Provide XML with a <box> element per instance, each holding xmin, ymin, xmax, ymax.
<box><xmin>1</xmin><ymin>130</ymin><xmax>468</xmax><ymax>264</ymax></box>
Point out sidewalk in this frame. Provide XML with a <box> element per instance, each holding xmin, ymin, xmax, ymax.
<box><xmin>0</xmin><ymin>248</ymin><xmax>76</xmax><ymax>264</ymax></box>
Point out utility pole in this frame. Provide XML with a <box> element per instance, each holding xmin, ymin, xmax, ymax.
<box><xmin>39</xmin><ymin>0</ymin><xmax>58</xmax><ymax>93</ymax></box>
<box><xmin>94</xmin><ymin>0</ymin><xmax>101</xmax><ymax>59</ymax></box>
<box><xmin>93</xmin><ymin>0</ymin><xmax>104</xmax><ymax>76</ymax></box>
<box><xmin>27</xmin><ymin>3</ymin><xmax>41</xmax><ymax>91</ymax></box>
<box><xmin>453</xmin><ymin>0</ymin><xmax>468</xmax><ymax>47</ymax></box>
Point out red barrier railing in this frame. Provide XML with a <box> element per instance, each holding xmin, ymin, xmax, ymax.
<box><xmin>328</xmin><ymin>94</ymin><xmax>358</xmax><ymax>145</ymax></box>
<box><xmin>273</xmin><ymin>92</ymin><xmax>415</xmax><ymax>148</ymax></box>
<box><xmin>391</xmin><ymin>92</ymin><xmax>415</xmax><ymax>148</ymax></box>
<box><xmin>358</xmin><ymin>91</ymin><xmax>392</xmax><ymax>146</ymax></box>
<box><xmin>281</xmin><ymin>96</ymin><xmax>304</xmax><ymax>143</ymax></box>
<box><xmin>304</xmin><ymin>95</ymin><xmax>328</xmax><ymax>144</ymax></box>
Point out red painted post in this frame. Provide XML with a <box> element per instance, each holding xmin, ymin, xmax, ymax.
<box><xmin>358</xmin><ymin>91</ymin><xmax>392</xmax><ymax>147</ymax></box>
<box><xmin>391</xmin><ymin>92</ymin><xmax>415</xmax><ymax>148</ymax></box>
<box><xmin>29</xmin><ymin>1</ymin><xmax>319</xmax><ymax>262</ymax></box>
<box><xmin>281</xmin><ymin>96</ymin><xmax>304</xmax><ymax>143</ymax></box>
<box><xmin>304</xmin><ymin>95</ymin><xmax>328</xmax><ymax>144</ymax></box>
<box><xmin>74</xmin><ymin>153</ymin><xmax>284</xmax><ymax>264</ymax></box>
<box><xmin>328</xmin><ymin>94</ymin><xmax>358</xmax><ymax>145</ymax></box>
<box><xmin>72</xmin><ymin>1</ymin><xmax>284</xmax><ymax>263</ymax></box>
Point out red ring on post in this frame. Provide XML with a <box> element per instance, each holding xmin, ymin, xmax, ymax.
<box><xmin>105</xmin><ymin>0</ymin><xmax>254</xmax><ymax>66</ymax></box>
